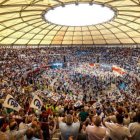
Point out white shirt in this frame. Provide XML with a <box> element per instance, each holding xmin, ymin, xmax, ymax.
<box><xmin>105</xmin><ymin>122</ymin><xmax>131</xmax><ymax>140</ymax></box>
<box><xmin>123</xmin><ymin>117</ymin><xmax>130</xmax><ymax>126</ymax></box>
<box><xmin>86</xmin><ymin>125</ymin><xmax>106</xmax><ymax>140</ymax></box>
<box><xmin>59</xmin><ymin>121</ymin><xmax>80</xmax><ymax>140</ymax></box>
<box><xmin>129</xmin><ymin>122</ymin><xmax>140</xmax><ymax>140</ymax></box>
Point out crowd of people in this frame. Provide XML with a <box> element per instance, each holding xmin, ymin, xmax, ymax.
<box><xmin>0</xmin><ymin>47</ymin><xmax>140</xmax><ymax>140</ymax></box>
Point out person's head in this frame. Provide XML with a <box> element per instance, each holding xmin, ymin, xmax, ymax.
<box><xmin>68</xmin><ymin>136</ymin><xmax>73</xmax><ymax>140</ymax></box>
<box><xmin>124</xmin><ymin>113</ymin><xmax>128</xmax><ymax>118</ymax></box>
<box><xmin>9</xmin><ymin>121</ymin><xmax>18</xmax><ymax>131</ymax></box>
<box><xmin>116</xmin><ymin>114</ymin><xmax>123</xmax><ymax>124</ymax></box>
<box><xmin>117</xmin><ymin>107</ymin><xmax>123</xmax><ymax>114</ymax></box>
<box><xmin>26</xmin><ymin>128</ymin><xmax>34</xmax><ymax>139</ymax></box>
<box><xmin>65</xmin><ymin>114</ymin><xmax>73</xmax><ymax>126</ymax></box>
<box><xmin>93</xmin><ymin>116</ymin><xmax>101</xmax><ymax>127</ymax></box>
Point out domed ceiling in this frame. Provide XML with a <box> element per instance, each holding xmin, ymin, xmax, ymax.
<box><xmin>0</xmin><ymin>0</ymin><xmax>140</xmax><ymax>46</ymax></box>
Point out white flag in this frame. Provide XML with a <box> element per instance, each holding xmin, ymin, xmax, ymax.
<box><xmin>74</xmin><ymin>100</ymin><xmax>82</xmax><ymax>107</ymax></box>
<box><xmin>30</xmin><ymin>95</ymin><xmax>43</xmax><ymax>110</ymax></box>
<box><xmin>52</xmin><ymin>95</ymin><xmax>60</xmax><ymax>102</ymax></box>
<box><xmin>3</xmin><ymin>94</ymin><xmax>21</xmax><ymax>112</ymax></box>
<box><xmin>47</xmin><ymin>91</ymin><xmax>53</xmax><ymax>98</ymax></box>
<box><xmin>65</xmin><ymin>95</ymin><xmax>73</xmax><ymax>101</ymax></box>
<box><xmin>78</xmin><ymin>94</ymin><xmax>83</xmax><ymax>101</ymax></box>
<box><xmin>50</xmin><ymin>78</ymin><xmax>57</xmax><ymax>87</ymax></box>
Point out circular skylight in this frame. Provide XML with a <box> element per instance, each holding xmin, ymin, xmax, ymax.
<box><xmin>44</xmin><ymin>3</ymin><xmax>115</xmax><ymax>26</ymax></box>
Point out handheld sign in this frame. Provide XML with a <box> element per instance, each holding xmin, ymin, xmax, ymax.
<box><xmin>30</xmin><ymin>95</ymin><xmax>43</xmax><ymax>110</ymax></box>
<box><xmin>3</xmin><ymin>94</ymin><xmax>21</xmax><ymax>112</ymax></box>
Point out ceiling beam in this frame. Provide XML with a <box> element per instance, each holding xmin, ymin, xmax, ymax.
<box><xmin>0</xmin><ymin>0</ymin><xmax>9</xmax><ymax>5</ymax></box>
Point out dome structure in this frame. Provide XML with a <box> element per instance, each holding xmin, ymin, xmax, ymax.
<box><xmin>0</xmin><ymin>0</ymin><xmax>140</xmax><ymax>46</ymax></box>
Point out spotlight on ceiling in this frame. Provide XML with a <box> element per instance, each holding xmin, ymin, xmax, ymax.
<box><xmin>89</xmin><ymin>2</ymin><xmax>93</xmax><ymax>5</ymax></box>
<box><xmin>101</xmin><ymin>4</ymin><xmax>105</xmax><ymax>7</ymax></box>
<box><xmin>75</xmin><ymin>1</ymin><xmax>79</xmax><ymax>5</ymax></box>
<box><xmin>61</xmin><ymin>3</ymin><xmax>65</xmax><ymax>7</ymax></box>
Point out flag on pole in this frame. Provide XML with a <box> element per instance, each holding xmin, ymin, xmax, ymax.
<box><xmin>30</xmin><ymin>95</ymin><xmax>43</xmax><ymax>110</ymax></box>
<box><xmin>3</xmin><ymin>94</ymin><xmax>21</xmax><ymax>112</ymax></box>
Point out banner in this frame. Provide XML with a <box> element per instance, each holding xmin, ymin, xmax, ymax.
<box><xmin>30</xmin><ymin>95</ymin><xmax>43</xmax><ymax>110</ymax></box>
<box><xmin>112</xmin><ymin>65</ymin><xmax>126</xmax><ymax>75</ymax></box>
<box><xmin>3</xmin><ymin>94</ymin><xmax>21</xmax><ymax>112</ymax></box>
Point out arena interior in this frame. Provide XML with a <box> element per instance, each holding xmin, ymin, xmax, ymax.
<box><xmin>0</xmin><ymin>0</ymin><xmax>140</xmax><ymax>140</ymax></box>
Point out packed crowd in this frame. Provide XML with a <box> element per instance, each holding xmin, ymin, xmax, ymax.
<box><xmin>0</xmin><ymin>47</ymin><xmax>140</xmax><ymax>140</ymax></box>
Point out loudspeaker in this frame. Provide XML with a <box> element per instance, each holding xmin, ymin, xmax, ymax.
<box><xmin>64</xmin><ymin>55</ymin><xmax>66</xmax><ymax>62</ymax></box>
<box><xmin>97</xmin><ymin>56</ymin><xmax>99</xmax><ymax>63</ymax></box>
<box><xmin>63</xmin><ymin>56</ymin><xmax>67</xmax><ymax>68</ymax></box>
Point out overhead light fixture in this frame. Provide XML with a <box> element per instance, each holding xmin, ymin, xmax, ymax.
<box><xmin>89</xmin><ymin>2</ymin><xmax>93</xmax><ymax>5</ymax></box>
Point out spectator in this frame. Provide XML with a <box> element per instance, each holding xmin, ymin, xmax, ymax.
<box><xmin>86</xmin><ymin>116</ymin><xmax>106</xmax><ymax>140</ymax></box>
<box><xmin>59</xmin><ymin>114</ymin><xmax>80</xmax><ymax>140</ymax></box>
<box><xmin>103</xmin><ymin>114</ymin><xmax>132</xmax><ymax>140</ymax></box>
<box><xmin>129</xmin><ymin>111</ymin><xmax>140</xmax><ymax>140</ymax></box>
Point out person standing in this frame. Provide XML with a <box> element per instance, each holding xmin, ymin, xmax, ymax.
<box><xmin>103</xmin><ymin>114</ymin><xmax>131</xmax><ymax>140</ymax></box>
<box><xmin>58</xmin><ymin>114</ymin><xmax>80</xmax><ymax>140</ymax></box>
<box><xmin>129</xmin><ymin>111</ymin><xmax>140</xmax><ymax>140</ymax></box>
<box><xmin>86</xmin><ymin>116</ymin><xmax>106</xmax><ymax>140</ymax></box>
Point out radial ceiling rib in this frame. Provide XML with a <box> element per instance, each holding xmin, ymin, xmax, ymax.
<box><xmin>104</xmin><ymin>0</ymin><xmax>124</xmax><ymax>4</ymax></box>
<box><xmin>95</xmin><ymin>25</ymin><xmax>108</xmax><ymax>44</ymax></box>
<box><xmin>102</xmin><ymin>24</ymin><xmax>121</xmax><ymax>43</ymax></box>
<box><xmin>81</xmin><ymin>28</ymin><xmax>84</xmax><ymax>45</ymax></box>
<box><xmin>0</xmin><ymin>0</ymin><xmax>10</xmax><ymax>5</ymax></box>
<box><xmin>0</xmin><ymin>10</ymin><xmax>43</xmax><ymax>16</ymax></box>
<box><xmin>131</xmin><ymin>0</ymin><xmax>140</xmax><ymax>5</ymax></box>
<box><xmin>19</xmin><ymin>11</ymin><xmax>43</xmax><ymax>29</ymax></box>
<box><xmin>113</xmin><ymin>20</ymin><xmax>140</xmax><ymax>34</ymax></box>
<box><xmin>0</xmin><ymin>18</ymin><xmax>43</xmax><ymax>42</ymax></box>
<box><xmin>53</xmin><ymin>0</ymin><xmax>64</xmax><ymax>6</ymax></box>
<box><xmin>0</xmin><ymin>13</ymin><xmax>40</xmax><ymax>23</ymax></box>
<box><xmin>50</xmin><ymin>26</ymin><xmax>63</xmax><ymax>44</ymax></box>
<box><xmin>87</xmin><ymin>26</ymin><xmax>95</xmax><ymax>44</ymax></box>
<box><xmin>108</xmin><ymin>23</ymin><xmax>136</xmax><ymax>44</ymax></box>
<box><xmin>19</xmin><ymin>0</ymin><xmax>53</xmax><ymax>23</ymax></box>
<box><xmin>72</xmin><ymin>27</ymin><xmax>76</xmax><ymax>45</ymax></box>
<box><xmin>115</xmin><ymin>18</ymin><xmax>140</xmax><ymax>33</ymax></box>
<box><xmin>0</xmin><ymin>14</ymin><xmax>41</xmax><ymax>31</ymax></box>
<box><xmin>117</xmin><ymin>17</ymin><xmax>140</xmax><ymax>27</ymax></box>
<box><xmin>118</xmin><ymin>13</ymin><xmax>140</xmax><ymax>18</ymax></box>
<box><xmin>12</xmin><ymin>22</ymin><xmax>48</xmax><ymax>45</ymax></box>
<box><xmin>26</xmin><ymin>24</ymin><xmax>53</xmax><ymax>45</ymax></box>
<box><xmin>0</xmin><ymin>4</ymin><xmax>53</xmax><ymax>8</ymax></box>
<box><xmin>112</xmin><ymin>20</ymin><xmax>140</xmax><ymax>43</ymax></box>
<box><xmin>60</xmin><ymin>27</ymin><xmax>69</xmax><ymax>45</ymax></box>
<box><xmin>19</xmin><ymin>0</ymin><xmax>46</xmax><ymax>12</ymax></box>
<box><xmin>38</xmin><ymin>25</ymin><xmax>58</xmax><ymax>46</ymax></box>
